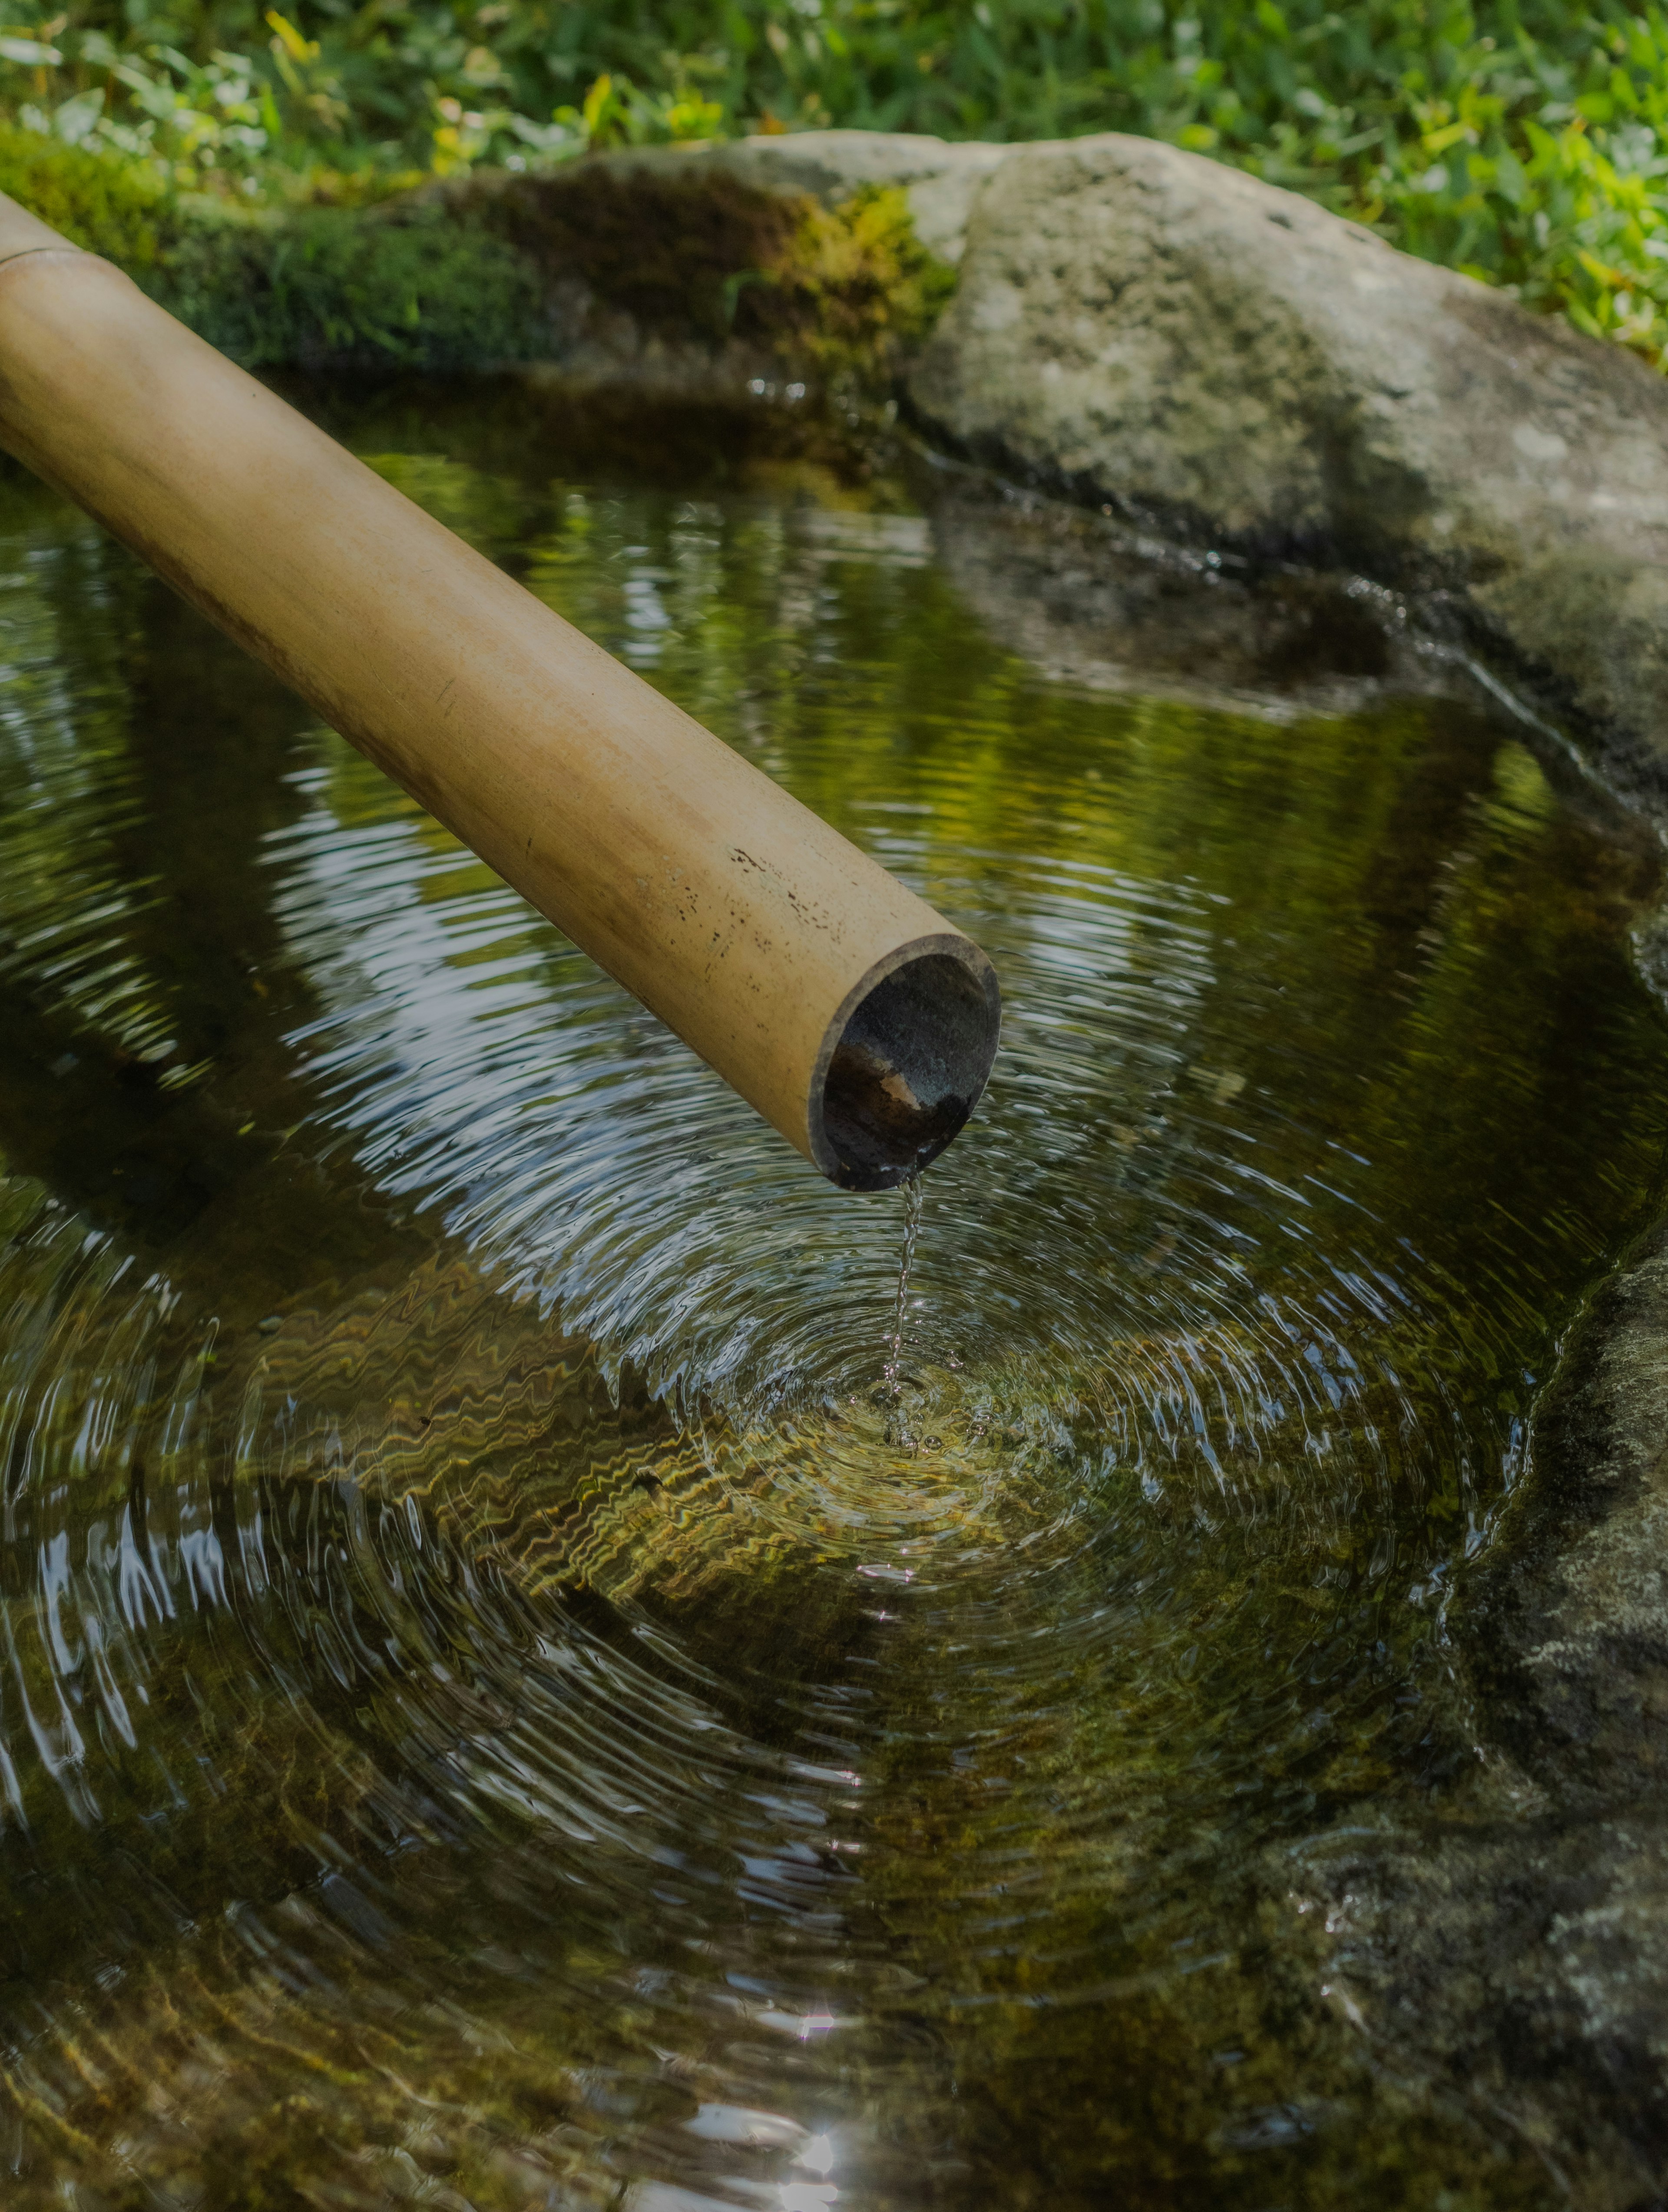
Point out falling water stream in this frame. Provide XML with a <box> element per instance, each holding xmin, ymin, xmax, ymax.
<box><xmin>0</xmin><ymin>387</ymin><xmax>1665</xmax><ymax>2209</ymax></box>
<box><xmin>881</xmin><ymin>1178</ymin><xmax>923</xmax><ymax>1426</ymax></box>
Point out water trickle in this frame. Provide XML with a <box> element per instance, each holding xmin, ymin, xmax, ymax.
<box><xmin>881</xmin><ymin>1172</ymin><xmax>925</xmax><ymax>1438</ymax></box>
<box><xmin>0</xmin><ymin>390</ymin><xmax>1663</xmax><ymax>2209</ymax></box>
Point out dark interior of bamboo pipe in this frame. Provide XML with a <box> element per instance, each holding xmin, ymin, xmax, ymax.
<box><xmin>819</xmin><ymin>950</ymin><xmax>1002</xmax><ymax>1190</ymax></box>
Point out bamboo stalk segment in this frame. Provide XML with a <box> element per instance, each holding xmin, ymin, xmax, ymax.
<box><xmin>0</xmin><ymin>193</ymin><xmax>999</xmax><ymax>1187</ymax></box>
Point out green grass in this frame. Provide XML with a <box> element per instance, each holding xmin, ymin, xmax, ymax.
<box><xmin>2</xmin><ymin>0</ymin><xmax>1668</xmax><ymax>368</ymax></box>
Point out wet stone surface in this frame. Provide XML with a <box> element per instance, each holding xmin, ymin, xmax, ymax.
<box><xmin>0</xmin><ymin>387</ymin><xmax>1665</xmax><ymax>2208</ymax></box>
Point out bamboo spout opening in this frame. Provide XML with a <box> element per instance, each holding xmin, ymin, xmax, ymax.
<box><xmin>816</xmin><ymin>941</ymin><xmax>1002</xmax><ymax>1191</ymax></box>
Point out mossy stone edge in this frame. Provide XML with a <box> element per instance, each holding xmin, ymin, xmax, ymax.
<box><xmin>0</xmin><ymin>123</ymin><xmax>957</xmax><ymax>397</ymax></box>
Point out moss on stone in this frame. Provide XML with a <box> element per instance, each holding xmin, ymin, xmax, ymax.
<box><xmin>145</xmin><ymin>200</ymin><xmax>547</xmax><ymax>374</ymax></box>
<box><xmin>0</xmin><ymin>132</ymin><xmax>949</xmax><ymax>389</ymax></box>
<box><xmin>473</xmin><ymin>162</ymin><xmax>955</xmax><ymax>391</ymax></box>
<box><xmin>791</xmin><ymin>182</ymin><xmax>958</xmax><ymax>382</ymax></box>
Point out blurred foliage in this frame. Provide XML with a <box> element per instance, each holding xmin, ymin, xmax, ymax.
<box><xmin>0</xmin><ymin>114</ymin><xmax>166</xmax><ymax>254</ymax></box>
<box><xmin>0</xmin><ymin>0</ymin><xmax>1666</xmax><ymax>367</ymax></box>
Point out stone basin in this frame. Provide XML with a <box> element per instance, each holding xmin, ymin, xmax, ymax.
<box><xmin>3</xmin><ymin>142</ymin><xmax>1668</xmax><ymax>2201</ymax></box>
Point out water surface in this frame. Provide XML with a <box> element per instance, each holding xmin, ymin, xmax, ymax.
<box><xmin>0</xmin><ymin>393</ymin><xmax>1663</xmax><ymax>2209</ymax></box>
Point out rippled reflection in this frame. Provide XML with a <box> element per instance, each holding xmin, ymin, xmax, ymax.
<box><xmin>0</xmin><ymin>404</ymin><xmax>1662</xmax><ymax>2209</ymax></box>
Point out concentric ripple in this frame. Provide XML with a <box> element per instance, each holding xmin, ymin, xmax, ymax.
<box><xmin>0</xmin><ymin>405</ymin><xmax>1663</xmax><ymax>2210</ymax></box>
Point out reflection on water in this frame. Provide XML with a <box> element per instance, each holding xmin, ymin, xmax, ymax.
<box><xmin>0</xmin><ymin>395</ymin><xmax>1662</xmax><ymax>2208</ymax></box>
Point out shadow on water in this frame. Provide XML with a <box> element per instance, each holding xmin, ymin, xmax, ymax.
<box><xmin>0</xmin><ymin>384</ymin><xmax>1663</xmax><ymax>2207</ymax></box>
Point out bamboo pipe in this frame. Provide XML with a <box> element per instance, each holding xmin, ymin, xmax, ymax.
<box><xmin>0</xmin><ymin>194</ymin><xmax>999</xmax><ymax>1189</ymax></box>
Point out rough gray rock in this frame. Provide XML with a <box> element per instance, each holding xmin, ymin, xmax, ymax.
<box><xmin>1283</xmin><ymin>1802</ymin><xmax>1668</xmax><ymax>2209</ymax></box>
<box><xmin>1467</xmin><ymin>1206</ymin><xmax>1668</xmax><ymax>1811</ymax></box>
<box><xmin>1270</xmin><ymin>1214</ymin><xmax>1668</xmax><ymax>2210</ymax></box>
<box><xmin>909</xmin><ymin>132</ymin><xmax>1668</xmax><ymax>784</ymax></box>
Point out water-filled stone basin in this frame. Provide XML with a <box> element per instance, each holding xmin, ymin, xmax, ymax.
<box><xmin>0</xmin><ymin>387</ymin><xmax>1663</xmax><ymax>2209</ymax></box>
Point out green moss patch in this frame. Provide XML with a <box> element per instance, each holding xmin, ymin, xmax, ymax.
<box><xmin>147</xmin><ymin>201</ymin><xmax>548</xmax><ymax>374</ymax></box>
<box><xmin>477</xmin><ymin>165</ymin><xmax>955</xmax><ymax>390</ymax></box>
